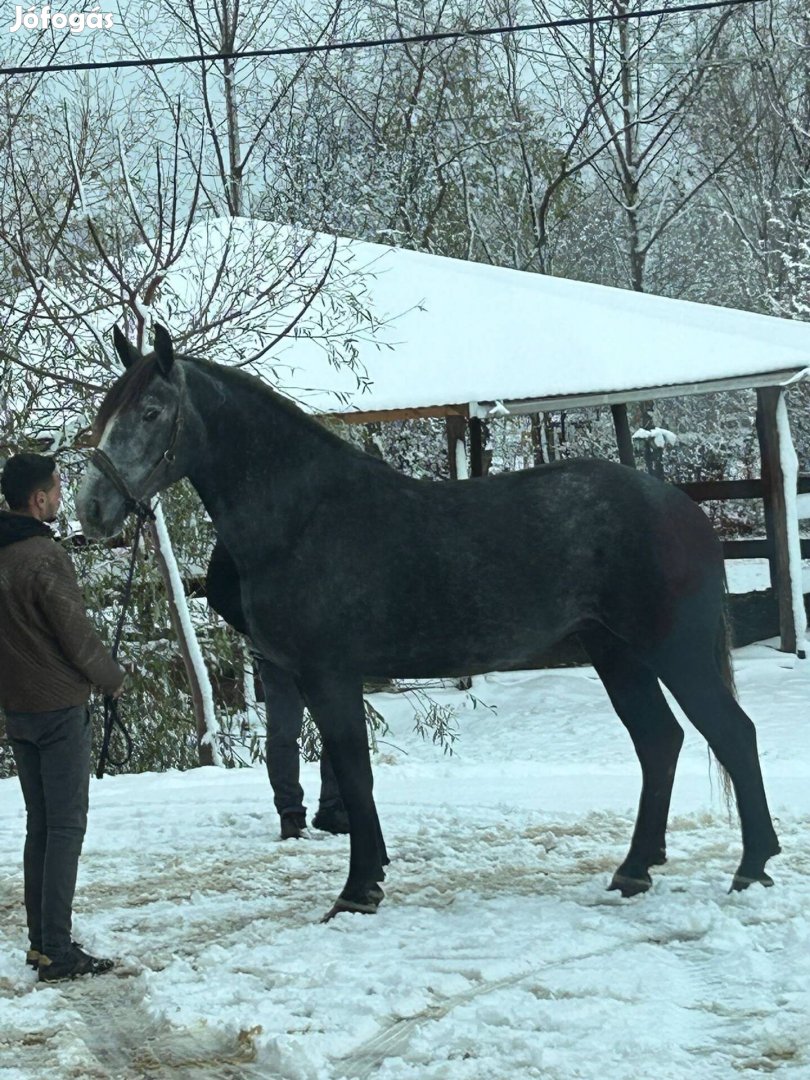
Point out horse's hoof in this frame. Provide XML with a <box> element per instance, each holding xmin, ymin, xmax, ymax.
<box><xmin>608</xmin><ymin>872</ymin><xmax>651</xmax><ymax>898</ymax></box>
<box><xmin>730</xmin><ymin>872</ymin><xmax>775</xmax><ymax>893</ymax></box>
<box><xmin>321</xmin><ymin>885</ymin><xmax>385</xmax><ymax>922</ymax></box>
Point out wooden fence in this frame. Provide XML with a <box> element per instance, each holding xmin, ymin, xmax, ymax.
<box><xmin>678</xmin><ymin>476</ymin><xmax>810</xmax><ymax>560</ymax></box>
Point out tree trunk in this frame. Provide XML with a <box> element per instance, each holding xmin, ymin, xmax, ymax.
<box><xmin>222</xmin><ymin>51</ymin><xmax>243</xmax><ymax>217</ymax></box>
<box><xmin>147</xmin><ymin>517</ymin><xmax>217</xmax><ymax>766</ymax></box>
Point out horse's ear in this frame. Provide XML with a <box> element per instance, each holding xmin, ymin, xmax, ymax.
<box><xmin>153</xmin><ymin>324</ymin><xmax>174</xmax><ymax>378</ymax></box>
<box><xmin>113</xmin><ymin>325</ymin><xmax>142</xmax><ymax>370</ymax></box>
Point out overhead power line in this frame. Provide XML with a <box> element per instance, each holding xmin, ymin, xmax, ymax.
<box><xmin>0</xmin><ymin>0</ymin><xmax>762</xmax><ymax>79</ymax></box>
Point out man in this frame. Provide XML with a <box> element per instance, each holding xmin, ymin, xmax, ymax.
<box><xmin>205</xmin><ymin>539</ymin><xmax>349</xmax><ymax>840</ymax></box>
<box><xmin>0</xmin><ymin>453</ymin><xmax>126</xmax><ymax>982</ymax></box>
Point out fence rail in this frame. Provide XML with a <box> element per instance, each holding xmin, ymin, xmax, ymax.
<box><xmin>677</xmin><ymin>475</ymin><xmax>810</xmax><ymax>561</ymax></box>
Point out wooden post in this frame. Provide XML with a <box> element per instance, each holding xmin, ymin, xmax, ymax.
<box><xmin>611</xmin><ymin>403</ymin><xmax>636</xmax><ymax>467</ymax></box>
<box><xmin>530</xmin><ymin>413</ymin><xmax>544</xmax><ymax>465</ymax></box>
<box><xmin>756</xmin><ymin>386</ymin><xmax>802</xmax><ymax>655</ymax></box>
<box><xmin>446</xmin><ymin>414</ymin><xmax>473</xmax><ymax>688</ymax></box>
<box><xmin>469</xmin><ymin>417</ymin><xmax>491</xmax><ymax>478</ymax></box>
<box><xmin>446</xmin><ymin>415</ymin><xmax>468</xmax><ymax>480</ymax></box>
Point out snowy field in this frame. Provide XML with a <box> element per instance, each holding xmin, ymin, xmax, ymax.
<box><xmin>1</xmin><ymin>638</ymin><xmax>809</xmax><ymax>1079</ymax></box>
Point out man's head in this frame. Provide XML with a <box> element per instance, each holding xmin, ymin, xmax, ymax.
<box><xmin>1</xmin><ymin>454</ymin><xmax>62</xmax><ymax>522</ymax></box>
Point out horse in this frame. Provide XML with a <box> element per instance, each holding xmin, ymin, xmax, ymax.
<box><xmin>77</xmin><ymin>325</ymin><xmax>781</xmax><ymax>918</ymax></box>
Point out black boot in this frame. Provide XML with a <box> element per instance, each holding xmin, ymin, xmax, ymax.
<box><xmin>312</xmin><ymin>805</ymin><xmax>350</xmax><ymax>835</ymax></box>
<box><xmin>28</xmin><ymin>940</ymin><xmax>85</xmax><ymax>969</ymax></box>
<box><xmin>280</xmin><ymin>812</ymin><xmax>307</xmax><ymax>839</ymax></box>
<box><xmin>38</xmin><ymin>944</ymin><xmax>115</xmax><ymax>983</ymax></box>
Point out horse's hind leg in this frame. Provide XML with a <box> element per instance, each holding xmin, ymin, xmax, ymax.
<box><xmin>654</xmin><ymin>645</ymin><xmax>780</xmax><ymax>891</ymax></box>
<box><xmin>579</xmin><ymin>626</ymin><xmax>684</xmax><ymax>898</ymax></box>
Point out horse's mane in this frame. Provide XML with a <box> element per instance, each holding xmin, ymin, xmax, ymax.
<box><xmin>93</xmin><ymin>351</ymin><xmax>393</xmax><ymax>470</ymax></box>
<box><xmin>190</xmin><ymin>356</ymin><xmax>393</xmax><ymax>466</ymax></box>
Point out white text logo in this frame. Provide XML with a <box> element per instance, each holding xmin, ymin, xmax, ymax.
<box><xmin>9</xmin><ymin>6</ymin><xmax>114</xmax><ymax>32</ymax></box>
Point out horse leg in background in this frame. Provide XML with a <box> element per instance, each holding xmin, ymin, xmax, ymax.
<box><xmin>300</xmin><ymin>673</ymin><xmax>389</xmax><ymax>919</ymax></box>
<box><xmin>654</xmin><ymin>642</ymin><xmax>781</xmax><ymax>891</ymax></box>
<box><xmin>579</xmin><ymin>626</ymin><xmax>684</xmax><ymax>897</ymax></box>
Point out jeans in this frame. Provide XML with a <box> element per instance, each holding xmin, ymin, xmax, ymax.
<box><xmin>254</xmin><ymin>655</ymin><xmax>343</xmax><ymax>819</ymax></box>
<box><xmin>6</xmin><ymin>704</ymin><xmax>91</xmax><ymax>961</ymax></box>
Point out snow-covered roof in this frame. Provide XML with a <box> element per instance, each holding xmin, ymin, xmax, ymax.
<box><xmin>266</xmin><ymin>233</ymin><xmax>810</xmax><ymax>418</ymax></box>
<box><xmin>9</xmin><ymin>218</ymin><xmax>808</xmax><ymax>435</ymax></box>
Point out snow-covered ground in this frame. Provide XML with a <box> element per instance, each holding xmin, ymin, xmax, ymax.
<box><xmin>1</xmin><ymin>639</ymin><xmax>809</xmax><ymax>1079</ymax></box>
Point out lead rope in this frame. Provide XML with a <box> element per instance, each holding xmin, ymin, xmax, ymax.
<box><xmin>83</xmin><ymin>434</ymin><xmax>175</xmax><ymax>776</ymax></box>
<box><xmin>95</xmin><ymin>502</ymin><xmax>154</xmax><ymax>779</ymax></box>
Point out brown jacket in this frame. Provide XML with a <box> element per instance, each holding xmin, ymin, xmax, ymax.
<box><xmin>0</xmin><ymin>511</ymin><xmax>125</xmax><ymax>713</ymax></box>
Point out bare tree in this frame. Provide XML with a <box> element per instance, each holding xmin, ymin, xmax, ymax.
<box><xmin>450</xmin><ymin>0</ymin><xmax>610</xmax><ymax>274</ymax></box>
<box><xmin>693</xmin><ymin>0</ymin><xmax>810</xmax><ymax>316</ymax></box>
<box><xmin>0</xmin><ymin>65</ymin><xmax>379</xmax><ymax>768</ymax></box>
<box><xmin>110</xmin><ymin>0</ymin><xmax>343</xmax><ymax>219</ymax></box>
<box><xmin>528</xmin><ymin>0</ymin><xmax>746</xmax><ymax>292</ymax></box>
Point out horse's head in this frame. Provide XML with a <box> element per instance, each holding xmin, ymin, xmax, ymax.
<box><xmin>77</xmin><ymin>325</ymin><xmax>189</xmax><ymax>538</ymax></box>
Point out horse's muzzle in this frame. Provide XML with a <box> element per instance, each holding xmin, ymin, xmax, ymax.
<box><xmin>77</xmin><ymin>486</ymin><xmax>128</xmax><ymax>540</ymax></box>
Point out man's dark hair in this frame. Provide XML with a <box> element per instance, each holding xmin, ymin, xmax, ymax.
<box><xmin>1</xmin><ymin>453</ymin><xmax>57</xmax><ymax>511</ymax></box>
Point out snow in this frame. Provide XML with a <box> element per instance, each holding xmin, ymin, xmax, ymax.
<box><xmin>243</xmin><ymin>643</ymin><xmax>262</xmax><ymax>733</ymax></box>
<box><xmin>2</xmin><ymin>641</ymin><xmax>810</xmax><ymax>1078</ymax></box>
<box><xmin>632</xmin><ymin>426</ymin><xmax>678</xmax><ymax>448</ymax></box>
<box><xmin>214</xmin><ymin>222</ymin><xmax>810</xmax><ymax>417</ymax></box>
<box><xmin>726</xmin><ymin>558</ymin><xmax>810</xmax><ymax>595</ymax></box>
<box><xmin>455</xmin><ymin>438</ymin><xmax>469</xmax><ymax>481</ymax></box>
<box><xmin>8</xmin><ymin>218</ymin><xmax>810</xmax><ymax>430</ymax></box>
<box><xmin>165</xmin><ymin>219</ymin><xmax>810</xmax><ymax>417</ymax></box>
<box><xmin>776</xmin><ymin>394</ymin><xmax>808</xmax><ymax>651</ymax></box>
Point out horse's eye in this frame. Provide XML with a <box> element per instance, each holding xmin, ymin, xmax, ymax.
<box><xmin>142</xmin><ymin>407</ymin><xmax>160</xmax><ymax>422</ymax></box>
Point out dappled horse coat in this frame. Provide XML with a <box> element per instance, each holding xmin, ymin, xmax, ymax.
<box><xmin>77</xmin><ymin>326</ymin><xmax>780</xmax><ymax>918</ymax></box>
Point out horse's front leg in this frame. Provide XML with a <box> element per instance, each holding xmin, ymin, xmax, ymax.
<box><xmin>301</xmin><ymin>672</ymin><xmax>389</xmax><ymax>919</ymax></box>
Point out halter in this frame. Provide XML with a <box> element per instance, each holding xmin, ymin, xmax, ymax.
<box><xmin>89</xmin><ymin>394</ymin><xmax>184</xmax><ymax>523</ymax></box>
<box><xmin>88</xmin><ymin>389</ymin><xmax>184</xmax><ymax>777</ymax></box>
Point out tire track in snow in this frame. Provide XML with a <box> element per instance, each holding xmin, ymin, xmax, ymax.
<box><xmin>332</xmin><ymin>916</ymin><xmax>808</xmax><ymax>1080</ymax></box>
<box><xmin>5</xmin><ymin>811</ymin><xmax>805</xmax><ymax>1078</ymax></box>
<box><xmin>334</xmin><ymin>933</ymin><xmax>683</xmax><ymax>1080</ymax></box>
<box><xmin>671</xmin><ymin>942</ymin><xmax>809</xmax><ymax>1075</ymax></box>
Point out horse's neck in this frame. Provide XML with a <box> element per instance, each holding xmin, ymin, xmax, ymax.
<box><xmin>182</xmin><ymin>362</ymin><xmax>339</xmax><ymax>560</ymax></box>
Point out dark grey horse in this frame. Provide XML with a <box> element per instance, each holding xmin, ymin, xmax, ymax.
<box><xmin>77</xmin><ymin>325</ymin><xmax>780</xmax><ymax>918</ymax></box>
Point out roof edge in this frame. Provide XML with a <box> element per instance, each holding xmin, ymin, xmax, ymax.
<box><xmin>320</xmin><ymin>368</ymin><xmax>809</xmax><ymax>423</ymax></box>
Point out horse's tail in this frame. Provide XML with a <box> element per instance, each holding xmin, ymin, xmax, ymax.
<box><xmin>715</xmin><ymin>570</ymin><xmax>737</xmax><ymax>699</ymax></box>
<box><xmin>713</xmin><ymin>568</ymin><xmax>736</xmax><ymax>811</ymax></box>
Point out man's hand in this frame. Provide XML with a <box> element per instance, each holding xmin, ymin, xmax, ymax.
<box><xmin>110</xmin><ymin>661</ymin><xmax>135</xmax><ymax>699</ymax></box>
